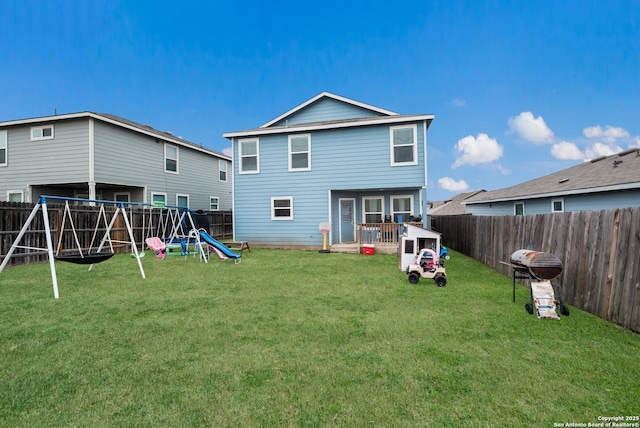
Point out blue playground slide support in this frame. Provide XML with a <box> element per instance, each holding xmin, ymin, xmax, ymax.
<box><xmin>198</xmin><ymin>231</ymin><xmax>241</xmax><ymax>259</ymax></box>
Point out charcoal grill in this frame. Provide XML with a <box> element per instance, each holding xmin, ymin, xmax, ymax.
<box><xmin>503</xmin><ymin>249</ymin><xmax>569</xmax><ymax>316</ymax></box>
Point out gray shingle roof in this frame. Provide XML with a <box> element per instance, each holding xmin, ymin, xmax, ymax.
<box><xmin>0</xmin><ymin>111</ymin><xmax>230</xmax><ymax>160</ymax></box>
<box><xmin>95</xmin><ymin>113</ymin><xmax>228</xmax><ymax>159</ymax></box>
<box><xmin>465</xmin><ymin>149</ymin><xmax>640</xmax><ymax>204</ymax></box>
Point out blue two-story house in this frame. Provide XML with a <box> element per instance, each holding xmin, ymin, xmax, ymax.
<box><xmin>223</xmin><ymin>92</ymin><xmax>434</xmax><ymax>252</ymax></box>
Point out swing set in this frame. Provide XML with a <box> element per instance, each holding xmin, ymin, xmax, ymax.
<box><xmin>0</xmin><ymin>195</ymin><xmax>145</xmax><ymax>299</ymax></box>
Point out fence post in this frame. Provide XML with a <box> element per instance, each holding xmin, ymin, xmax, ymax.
<box><xmin>602</xmin><ymin>208</ymin><xmax>620</xmax><ymax>319</ymax></box>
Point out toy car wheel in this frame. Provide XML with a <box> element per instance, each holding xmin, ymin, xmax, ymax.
<box><xmin>408</xmin><ymin>272</ymin><xmax>420</xmax><ymax>284</ymax></box>
<box><xmin>434</xmin><ymin>274</ymin><xmax>447</xmax><ymax>287</ymax></box>
<box><xmin>525</xmin><ymin>303</ymin><xmax>533</xmax><ymax>314</ymax></box>
<box><xmin>444</xmin><ymin>254</ymin><xmax>451</xmax><ymax>260</ymax></box>
<box><xmin>560</xmin><ymin>303</ymin><xmax>570</xmax><ymax>316</ymax></box>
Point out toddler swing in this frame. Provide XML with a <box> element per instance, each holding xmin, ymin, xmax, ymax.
<box><xmin>54</xmin><ymin>200</ymin><xmax>115</xmax><ymax>264</ymax></box>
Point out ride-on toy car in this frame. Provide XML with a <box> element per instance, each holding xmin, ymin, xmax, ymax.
<box><xmin>406</xmin><ymin>248</ymin><xmax>447</xmax><ymax>286</ymax></box>
<box><xmin>440</xmin><ymin>246</ymin><xmax>451</xmax><ymax>260</ymax></box>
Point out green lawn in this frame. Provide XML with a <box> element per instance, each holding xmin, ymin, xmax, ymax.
<box><xmin>1</xmin><ymin>249</ymin><xmax>638</xmax><ymax>427</ymax></box>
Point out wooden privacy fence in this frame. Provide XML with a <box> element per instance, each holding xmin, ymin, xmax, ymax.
<box><xmin>0</xmin><ymin>202</ymin><xmax>233</xmax><ymax>267</ymax></box>
<box><xmin>432</xmin><ymin>208</ymin><xmax>640</xmax><ymax>333</ymax></box>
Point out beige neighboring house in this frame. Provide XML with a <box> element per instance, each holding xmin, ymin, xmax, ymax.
<box><xmin>429</xmin><ymin>190</ymin><xmax>486</xmax><ymax>216</ymax></box>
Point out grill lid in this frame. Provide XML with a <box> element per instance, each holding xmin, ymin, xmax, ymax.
<box><xmin>510</xmin><ymin>250</ymin><xmax>563</xmax><ymax>280</ymax></box>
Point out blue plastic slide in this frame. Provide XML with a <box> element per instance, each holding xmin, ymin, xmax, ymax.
<box><xmin>198</xmin><ymin>231</ymin><xmax>241</xmax><ymax>259</ymax></box>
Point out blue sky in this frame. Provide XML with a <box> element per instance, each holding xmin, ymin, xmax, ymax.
<box><xmin>2</xmin><ymin>0</ymin><xmax>639</xmax><ymax>202</ymax></box>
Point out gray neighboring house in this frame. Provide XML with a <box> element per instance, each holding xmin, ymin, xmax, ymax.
<box><xmin>464</xmin><ymin>148</ymin><xmax>640</xmax><ymax>215</ymax></box>
<box><xmin>0</xmin><ymin>112</ymin><xmax>232</xmax><ymax>210</ymax></box>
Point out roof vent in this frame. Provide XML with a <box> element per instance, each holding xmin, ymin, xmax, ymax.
<box><xmin>558</xmin><ymin>178</ymin><xmax>569</xmax><ymax>184</ymax></box>
<box><xmin>613</xmin><ymin>160</ymin><xmax>623</xmax><ymax>168</ymax></box>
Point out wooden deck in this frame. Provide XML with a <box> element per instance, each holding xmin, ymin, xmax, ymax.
<box><xmin>330</xmin><ymin>222</ymin><xmax>422</xmax><ymax>254</ymax></box>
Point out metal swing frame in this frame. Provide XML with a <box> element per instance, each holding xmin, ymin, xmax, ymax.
<box><xmin>0</xmin><ymin>196</ymin><xmax>145</xmax><ymax>299</ymax></box>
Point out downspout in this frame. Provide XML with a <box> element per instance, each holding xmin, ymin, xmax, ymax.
<box><xmin>422</xmin><ymin>119</ymin><xmax>428</xmax><ymax>228</ymax></box>
<box><xmin>231</xmin><ymin>137</ymin><xmax>236</xmax><ymax>241</ymax></box>
<box><xmin>327</xmin><ymin>189</ymin><xmax>332</xmax><ymax>246</ymax></box>
<box><xmin>88</xmin><ymin>118</ymin><xmax>96</xmax><ymax>204</ymax></box>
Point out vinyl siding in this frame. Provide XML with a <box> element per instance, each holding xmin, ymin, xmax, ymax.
<box><xmin>0</xmin><ymin>119</ymin><xmax>90</xmax><ymax>200</ymax></box>
<box><xmin>233</xmin><ymin>122</ymin><xmax>427</xmax><ymax>245</ymax></box>
<box><xmin>93</xmin><ymin>121</ymin><xmax>231</xmax><ymax>210</ymax></box>
<box><xmin>566</xmin><ymin>190</ymin><xmax>640</xmax><ymax>211</ymax></box>
<box><xmin>271</xmin><ymin>98</ymin><xmax>386</xmax><ymax>127</ymax></box>
<box><xmin>0</xmin><ymin>116</ymin><xmax>232</xmax><ymax>209</ymax></box>
<box><xmin>466</xmin><ymin>189</ymin><xmax>640</xmax><ymax>216</ymax></box>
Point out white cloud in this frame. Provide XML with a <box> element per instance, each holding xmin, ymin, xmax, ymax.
<box><xmin>451</xmin><ymin>98</ymin><xmax>466</xmax><ymax>107</ymax></box>
<box><xmin>438</xmin><ymin>177</ymin><xmax>469</xmax><ymax>192</ymax></box>
<box><xmin>551</xmin><ymin>141</ymin><xmax>583</xmax><ymax>160</ymax></box>
<box><xmin>583</xmin><ymin>125</ymin><xmax>630</xmax><ymax>143</ymax></box>
<box><xmin>508</xmin><ymin>111</ymin><xmax>554</xmax><ymax>144</ymax></box>
<box><xmin>497</xmin><ymin>164</ymin><xmax>512</xmax><ymax>175</ymax></box>
<box><xmin>583</xmin><ymin>142</ymin><xmax>623</xmax><ymax>160</ymax></box>
<box><xmin>452</xmin><ymin>133</ymin><xmax>503</xmax><ymax>168</ymax></box>
<box><xmin>222</xmin><ymin>146</ymin><xmax>233</xmax><ymax>157</ymax></box>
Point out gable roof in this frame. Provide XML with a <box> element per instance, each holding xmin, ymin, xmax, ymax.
<box><xmin>223</xmin><ymin>92</ymin><xmax>434</xmax><ymax>139</ymax></box>
<box><xmin>429</xmin><ymin>190</ymin><xmax>486</xmax><ymax>215</ymax></box>
<box><xmin>465</xmin><ymin>149</ymin><xmax>640</xmax><ymax>205</ymax></box>
<box><xmin>260</xmin><ymin>92</ymin><xmax>398</xmax><ymax>128</ymax></box>
<box><xmin>0</xmin><ymin>112</ymin><xmax>231</xmax><ymax>160</ymax></box>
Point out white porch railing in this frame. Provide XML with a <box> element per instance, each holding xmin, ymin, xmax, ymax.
<box><xmin>357</xmin><ymin>222</ymin><xmax>422</xmax><ymax>246</ymax></box>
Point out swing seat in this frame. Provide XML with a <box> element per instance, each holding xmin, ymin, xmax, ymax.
<box><xmin>55</xmin><ymin>252</ymin><xmax>115</xmax><ymax>265</ymax></box>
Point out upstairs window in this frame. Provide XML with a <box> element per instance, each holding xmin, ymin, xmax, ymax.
<box><xmin>289</xmin><ymin>134</ymin><xmax>311</xmax><ymax>171</ymax></box>
<box><xmin>390</xmin><ymin>125</ymin><xmax>417</xmax><ymax>166</ymax></box>
<box><xmin>271</xmin><ymin>197</ymin><xmax>293</xmax><ymax>220</ymax></box>
<box><xmin>239</xmin><ymin>139</ymin><xmax>259</xmax><ymax>174</ymax></box>
<box><xmin>164</xmin><ymin>144</ymin><xmax>178</xmax><ymax>173</ymax></box>
<box><xmin>219</xmin><ymin>160</ymin><xmax>227</xmax><ymax>182</ymax></box>
<box><xmin>31</xmin><ymin>125</ymin><xmax>54</xmax><ymax>141</ymax></box>
<box><xmin>0</xmin><ymin>130</ymin><xmax>6</xmax><ymax>166</ymax></box>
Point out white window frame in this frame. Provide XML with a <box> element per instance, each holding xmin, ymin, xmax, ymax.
<box><xmin>362</xmin><ymin>197</ymin><xmax>384</xmax><ymax>223</ymax></box>
<box><xmin>551</xmin><ymin>198</ymin><xmax>564</xmax><ymax>213</ymax></box>
<box><xmin>210</xmin><ymin>197</ymin><xmax>219</xmax><ymax>211</ymax></box>
<box><xmin>239</xmin><ymin>138</ymin><xmax>260</xmax><ymax>174</ymax></box>
<box><xmin>152</xmin><ymin>192</ymin><xmax>167</xmax><ymax>207</ymax></box>
<box><xmin>514</xmin><ymin>201</ymin><xmax>525</xmax><ymax>216</ymax></box>
<box><xmin>31</xmin><ymin>124</ymin><xmax>54</xmax><ymax>141</ymax></box>
<box><xmin>391</xmin><ymin>195</ymin><xmax>414</xmax><ymax>223</ymax></box>
<box><xmin>164</xmin><ymin>143</ymin><xmax>179</xmax><ymax>174</ymax></box>
<box><xmin>288</xmin><ymin>133</ymin><xmax>311</xmax><ymax>171</ymax></box>
<box><xmin>390</xmin><ymin>124</ymin><xmax>418</xmax><ymax>166</ymax></box>
<box><xmin>219</xmin><ymin>159</ymin><xmax>228</xmax><ymax>182</ymax></box>
<box><xmin>114</xmin><ymin>192</ymin><xmax>130</xmax><ymax>203</ymax></box>
<box><xmin>271</xmin><ymin>196</ymin><xmax>293</xmax><ymax>220</ymax></box>
<box><xmin>7</xmin><ymin>190</ymin><xmax>24</xmax><ymax>202</ymax></box>
<box><xmin>176</xmin><ymin>194</ymin><xmax>189</xmax><ymax>208</ymax></box>
<box><xmin>0</xmin><ymin>130</ymin><xmax>7</xmax><ymax>166</ymax></box>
